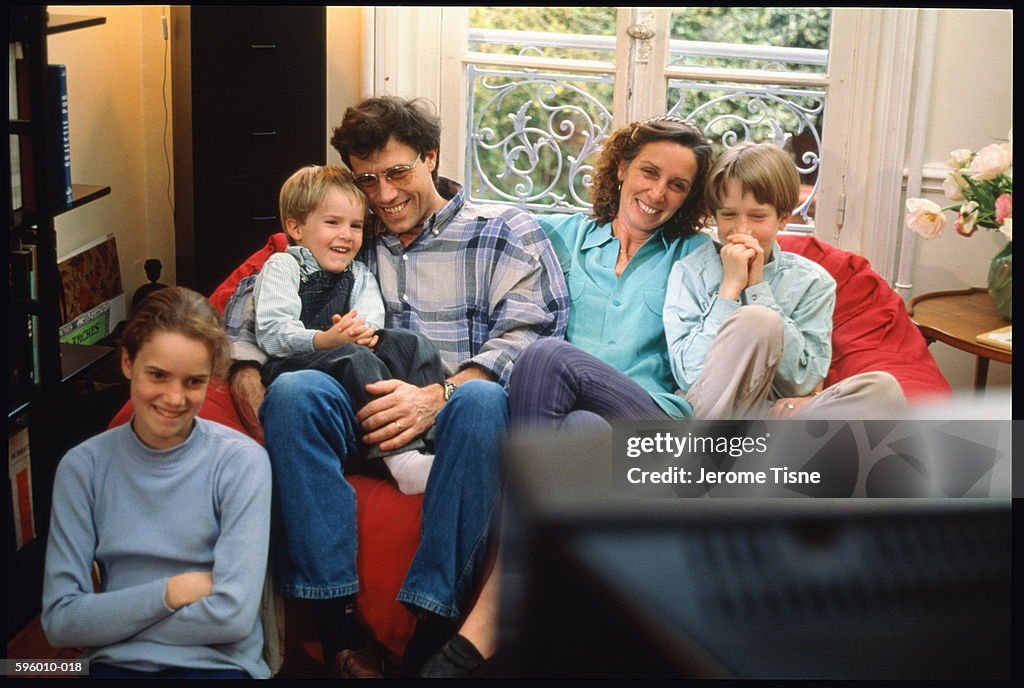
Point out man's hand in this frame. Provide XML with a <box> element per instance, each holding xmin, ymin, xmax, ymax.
<box><xmin>165</xmin><ymin>571</ymin><xmax>213</xmax><ymax>610</ymax></box>
<box><xmin>229</xmin><ymin>365</ymin><xmax>266</xmax><ymax>444</ymax></box>
<box><xmin>356</xmin><ymin>380</ymin><xmax>445</xmax><ymax>452</ymax></box>
<box><xmin>313</xmin><ymin>310</ymin><xmax>377</xmax><ymax>350</ymax></box>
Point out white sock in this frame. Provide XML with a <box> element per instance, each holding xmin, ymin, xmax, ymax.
<box><xmin>382</xmin><ymin>450</ymin><xmax>434</xmax><ymax>495</ymax></box>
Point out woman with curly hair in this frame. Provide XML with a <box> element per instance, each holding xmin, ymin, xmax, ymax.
<box><xmin>509</xmin><ymin>116</ymin><xmax>714</xmax><ymax>427</ymax></box>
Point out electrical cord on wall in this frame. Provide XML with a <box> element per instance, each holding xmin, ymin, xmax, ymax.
<box><xmin>161</xmin><ymin>10</ymin><xmax>174</xmax><ymax>217</ymax></box>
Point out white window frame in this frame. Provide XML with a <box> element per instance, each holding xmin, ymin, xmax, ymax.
<box><xmin>369</xmin><ymin>7</ymin><xmax>925</xmax><ymax>275</ymax></box>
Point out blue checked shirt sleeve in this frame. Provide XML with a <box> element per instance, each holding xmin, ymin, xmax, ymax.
<box><xmin>223</xmin><ymin>274</ymin><xmax>268</xmax><ymax>365</ymax></box>
<box><xmin>465</xmin><ymin>213</ymin><xmax>569</xmax><ymax>386</ymax></box>
<box><xmin>349</xmin><ymin>262</ymin><xmax>386</xmax><ymax>331</ymax></box>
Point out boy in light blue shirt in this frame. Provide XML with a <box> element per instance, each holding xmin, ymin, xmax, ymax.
<box><xmin>664</xmin><ymin>142</ymin><xmax>905</xmax><ymax>419</ymax></box>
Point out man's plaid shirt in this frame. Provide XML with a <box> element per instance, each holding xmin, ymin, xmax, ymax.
<box><xmin>360</xmin><ymin>179</ymin><xmax>568</xmax><ymax>387</ymax></box>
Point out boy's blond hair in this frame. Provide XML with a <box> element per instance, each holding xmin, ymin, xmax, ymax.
<box><xmin>278</xmin><ymin>165</ymin><xmax>367</xmax><ymax>242</ymax></box>
<box><xmin>705</xmin><ymin>142</ymin><xmax>800</xmax><ymax>220</ymax></box>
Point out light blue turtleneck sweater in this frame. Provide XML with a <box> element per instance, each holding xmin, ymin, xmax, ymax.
<box><xmin>42</xmin><ymin>418</ymin><xmax>272</xmax><ymax>678</ymax></box>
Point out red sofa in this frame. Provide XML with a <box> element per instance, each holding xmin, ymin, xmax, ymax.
<box><xmin>109</xmin><ymin>231</ymin><xmax>950</xmax><ymax>671</ymax></box>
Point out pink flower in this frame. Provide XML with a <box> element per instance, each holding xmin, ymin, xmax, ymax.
<box><xmin>967</xmin><ymin>142</ymin><xmax>1012</xmax><ymax>181</ymax></box>
<box><xmin>904</xmin><ymin>197</ymin><xmax>946</xmax><ymax>239</ymax></box>
<box><xmin>995</xmin><ymin>193</ymin><xmax>1012</xmax><ymax>224</ymax></box>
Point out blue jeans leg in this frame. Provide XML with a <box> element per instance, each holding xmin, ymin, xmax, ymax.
<box><xmin>260</xmin><ymin>370</ymin><xmax>361</xmax><ymax>599</ymax></box>
<box><xmin>397</xmin><ymin>380</ymin><xmax>508</xmax><ymax>620</ymax></box>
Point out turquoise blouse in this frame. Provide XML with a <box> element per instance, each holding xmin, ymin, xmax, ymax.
<box><xmin>536</xmin><ymin>213</ymin><xmax>709</xmax><ymax>418</ymax></box>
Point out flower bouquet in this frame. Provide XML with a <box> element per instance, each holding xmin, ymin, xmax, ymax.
<box><xmin>905</xmin><ymin>134</ymin><xmax>1012</xmax><ymax>320</ymax></box>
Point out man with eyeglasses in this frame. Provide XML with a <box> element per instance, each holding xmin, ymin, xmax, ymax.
<box><xmin>230</xmin><ymin>96</ymin><xmax>568</xmax><ymax>677</ymax></box>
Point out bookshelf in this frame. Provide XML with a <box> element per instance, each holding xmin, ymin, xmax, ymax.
<box><xmin>7</xmin><ymin>6</ymin><xmax>112</xmax><ymax>640</ymax></box>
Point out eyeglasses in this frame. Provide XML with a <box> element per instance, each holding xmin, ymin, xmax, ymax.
<box><xmin>352</xmin><ymin>154</ymin><xmax>422</xmax><ymax>191</ymax></box>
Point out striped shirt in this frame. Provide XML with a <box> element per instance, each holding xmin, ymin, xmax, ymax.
<box><xmin>227</xmin><ymin>245</ymin><xmax>385</xmax><ymax>361</ymax></box>
<box><xmin>361</xmin><ymin>179</ymin><xmax>568</xmax><ymax>386</ymax></box>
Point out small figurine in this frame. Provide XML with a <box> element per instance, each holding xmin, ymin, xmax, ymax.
<box><xmin>131</xmin><ymin>258</ymin><xmax>169</xmax><ymax>311</ymax></box>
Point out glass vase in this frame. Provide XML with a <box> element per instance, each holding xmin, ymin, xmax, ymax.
<box><xmin>986</xmin><ymin>241</ymin><xmax>1012</xmax><ymax>322</ymax></box>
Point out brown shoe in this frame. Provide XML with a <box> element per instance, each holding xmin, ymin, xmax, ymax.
<box><xmin>327</xmin><ymin>648</ymin><xmax>384</xmax><ymax>678</ymax></box>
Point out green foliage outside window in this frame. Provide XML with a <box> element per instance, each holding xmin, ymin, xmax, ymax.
<box><xmin>467</xmin><ymin>7</ymin><xmax>832</xmax><ymax>212</ymax></box>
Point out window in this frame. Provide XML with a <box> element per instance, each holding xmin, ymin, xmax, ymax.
<box><xmin>449</xmin><ymin>8</ymin><xmax>831</xmax><ymax>231</ymax></box>
<box><xmin>371</xmin><ymin>7</ymin><xmax>923</xmax><ymax>266</ymax></box>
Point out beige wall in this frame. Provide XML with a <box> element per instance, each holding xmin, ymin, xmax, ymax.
<box><xmin>46</xmin><ymin>5</ymin><xmax>366</xmax><ymax>301</ymax></box>
<box><xmin>326</xmin><ymin>7</ymin><xmax>366</xmax><ymax>165</ymax></box>
<box><xmin>40</xmin><ymin>6</ymin><xmax>1012</xmax><ymax>394</ymax></box>
<box><xmin>48</xmin><ymin>6</ymin><xmax>170</xmax><ymax>303</ymax></box>
<box><xmin>905</xmin><ymin>9</ymin><xmax>1012</xmax><ymax>392</ymax></box>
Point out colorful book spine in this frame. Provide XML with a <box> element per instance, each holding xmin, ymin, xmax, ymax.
<box><xmin>48</xmin><ymin>64</ymin><xmax>73</xmax><ymax>209</ymax></box>
<box><xmin>9</xmin><ymin>43</ymin><xmax>22</xmax><ymax>213</ymax></box>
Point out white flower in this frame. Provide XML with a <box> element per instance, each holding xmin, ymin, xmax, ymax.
<box><xmin>999</xmin><ymin>217</ymin><xmax>1012</xmax><ymax>241</ymax></box>
<box><xmin>968</xmin><ymin>142</ymin><xmax>1013</xmax><ymax>181</ymax></box>
<box><xmin>942</xmin><ymin>169</ymin><xmax>968</xmax><ymax>201</ymax></box>
<box><xmin>904</xmin><ymin>197</ymin><xmax>946</xmax><ymax>239</ymax></box>
<box><xmin>947</xmin><ymin>148</ymin><xmax>974</xmax><ymax>169</ymax></box>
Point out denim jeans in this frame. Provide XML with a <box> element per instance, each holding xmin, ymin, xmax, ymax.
<box><xmin>261</xmin><ymin>370</ymin><xmax>507</xmax><ymax>620</ymax></box>
<box><xmin>89</xmin><ymin>663</ymin><xmax>249</xmax><ymax>679</ymax></box>
<box><xmin>260</xmin><ymin>329</ymin><xmax>446</xmax><ymax>457</ymax></box>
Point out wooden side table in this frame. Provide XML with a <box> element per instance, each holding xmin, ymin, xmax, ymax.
<box><xmin>908</xmin><ymin>288</ymin><xmax>1012</xmax><ymax>392</ymax></box>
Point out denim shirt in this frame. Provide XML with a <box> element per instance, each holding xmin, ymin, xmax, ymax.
<box><xmin>536</xmin><ymin>213</ymin><xmax>710</xmax><ymax>418</ymax></box>
<box><xmin>664</xmin><ymin>239</ymin><xmax>836</xmax><ymax>398</ymax></box>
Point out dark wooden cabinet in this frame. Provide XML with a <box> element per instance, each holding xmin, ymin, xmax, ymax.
<box><xmin>171</xmin><ymin>6</ymin><xmax>327</xmax><ymax>295</ymax></box>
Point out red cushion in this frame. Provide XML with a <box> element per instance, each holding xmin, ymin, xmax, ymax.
<box><xmin>208</xmin><ymin>233</ymin><xmax>290</xmax><ymax>314</ymax></box>
<box><xmin>778</xmin><ymin>234</ymin><xmax>951</xmax><ymax>401</ymax></box>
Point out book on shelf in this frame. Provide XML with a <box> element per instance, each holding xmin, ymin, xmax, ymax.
<box><xmin>8</xmin><ymin>249</ymin><xmax>37</xmax><ymax>400</ymax></box>
<box><xmin>975</xmin><ymin>325</ymin><xmax>1011</xmax><ymax>352</ymax></box>
<box><xmin>12</xmin><ymin>57</ymin><xmax>73</xmax><ymax>211</ymax></box>
<box><xmin>10</xmin><ymin>43</ymin><xmax>22</xmax><ymax>212</ymax></box>
<box><xmin>13</xmin><ymin>43</ymin><xmax>34</xmax><ymax>211</ymax></box>
<box><xmin>8</xmin><ymin>426</ymin><xmax>37</xmax><ymax>550</ymax></box>
<box><xmin>49</xmin><ymin>63</ymin><xmax>73</xmax><ymax>209</ymax></box>
<box><xmin>57</xmin><ymin>234</ymin><xmax>126</xmax><ymax>345</ymax></box>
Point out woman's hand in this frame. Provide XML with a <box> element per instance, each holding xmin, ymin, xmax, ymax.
<box><xmin>229</xmin><ymin>365</ymin><xmax>266</xmax><ymax>444</ymax></box>
<box><xmin>165</xmin><ymin>571</ymin><xmax>213</xmax><ymax>610</ymax></box>
<box><xmin>356</xmin><ymin>380</ymin><xmax>445</xmax><ymax>452</ymax></box>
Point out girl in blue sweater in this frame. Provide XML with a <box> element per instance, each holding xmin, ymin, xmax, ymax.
<box><xmin>42</xmin><ymin>287</ymin><xmax>272</xmax><ymax>679</ymax></box>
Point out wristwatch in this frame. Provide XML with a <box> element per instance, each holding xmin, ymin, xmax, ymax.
<box><xmin>442</xmin><ymin>381</ymin><xmax>458</xmax><ymax>402</ymax></box>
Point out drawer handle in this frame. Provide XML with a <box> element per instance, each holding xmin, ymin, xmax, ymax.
<box><xmin>251</xmin><ymin>131</ymin><xmax>278</xmax><ymax>137</ymax></box>
<box><xmin>251</xmin><ymin>216</ymin><xmax>277</xmax><ymax>222</ymax></box>
<box><xmin>249</xmin><ymin>43</ymin><xmax>277</xmax><ymax>49</ymax></box>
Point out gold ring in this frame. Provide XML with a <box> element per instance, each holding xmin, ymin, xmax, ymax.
<box><xmin>784</xmin><ymin>402</ymin><xmax>795</xmax><ymax>410</ymax></box>
<box><xmin>395</xmin><ymin>420</ymin><xmax>403</xmax><ymax>431</ymax></box>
